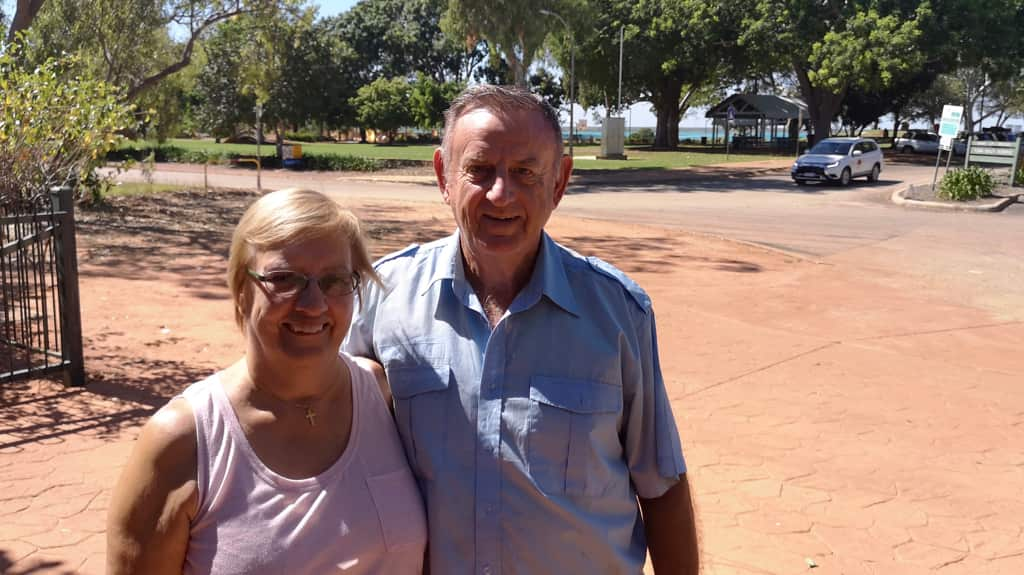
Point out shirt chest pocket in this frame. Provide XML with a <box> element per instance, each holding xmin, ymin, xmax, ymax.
<box><xmin>527</xmin><ymin>376</ymin><xmax>626</xmax><ymax>498</ymax></box>
<box><xmin>385</xmin><ymin>358</ymin><xmax>450</xmax><ymax>482</ymax></box>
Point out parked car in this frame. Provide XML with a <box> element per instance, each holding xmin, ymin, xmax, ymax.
<box><xmin>894</xmin><ymin>131</ymin><xmax>940</xmax><ymax>154</ymax></box>
<box><xmin>791</xmin><ymin>137</ymin><xmax>884</xmax><ymax>186</ymax></box>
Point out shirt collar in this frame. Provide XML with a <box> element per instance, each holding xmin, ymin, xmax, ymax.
<box><xmin>422</xmin><ymin>230</ymin><xmax>579</xmax><ymax>316</ymax></box>
<box><xmin>525</xmin><ymin>232</ymin><xmax>580</xmax><ymax>317</ymax></box>
<box><xmin>419</xmin><ymin>231</ymin><xmax>461</xmax><ymax>296</ymax></box>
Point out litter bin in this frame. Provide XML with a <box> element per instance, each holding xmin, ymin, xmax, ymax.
<box><xmin>282</xmin><ymin>144</ymin><xmax>304</xmax><ymax>169</ymax></box>
<box><xmin>701</xmin><ymin>136</ymin><xmax>707</xmax><ymax>145</ymax></box>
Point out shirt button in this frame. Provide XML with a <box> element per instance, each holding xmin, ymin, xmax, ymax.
<box><xmin>482</xmin><ymin>566</ymin><xmax>492</xmax><ymax>575</ymax></box>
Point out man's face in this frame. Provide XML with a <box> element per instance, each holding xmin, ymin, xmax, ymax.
<box><xmin>435</xmin><ymin>107</ymin><xmax>572</xmax><ymax>270</ymax></box>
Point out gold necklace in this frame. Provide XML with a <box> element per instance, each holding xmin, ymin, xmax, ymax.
<box><xmin>252</xmin><ymin>382</ymin><xmax>335</xmax><ymax>426</ymax></box>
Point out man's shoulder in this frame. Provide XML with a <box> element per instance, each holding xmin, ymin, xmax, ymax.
<box><xmin>374</xmin><ymin>236</ymin><xmax>451</xmax><ymax>274</ymax></box>
<box><xmin>555</xmin><ymin>242</ymin><xmax>652</xmax><ymax>314</ymax></box>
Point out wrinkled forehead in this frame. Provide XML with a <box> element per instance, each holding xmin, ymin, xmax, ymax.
<box><xmin>450</xmin><ymin>107</ymin><xmax>561</xmax><ymax>163</ymax></box>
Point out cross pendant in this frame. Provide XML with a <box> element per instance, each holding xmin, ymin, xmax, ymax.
<box><xmin>304</xmin><ymin>407</ymin><xmax>316</xmax><ymax>426</ymax></box>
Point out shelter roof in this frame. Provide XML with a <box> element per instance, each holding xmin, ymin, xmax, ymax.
<box><xmin>706</xmin><ymin>94</ymin><xmax>807</xmax><ymax>121</ymax></box>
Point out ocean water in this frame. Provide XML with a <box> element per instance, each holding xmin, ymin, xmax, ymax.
<box><xmin>564</xmin><ymin>128</ymin><xmax>807</xmax><ymax>142</ymax></box>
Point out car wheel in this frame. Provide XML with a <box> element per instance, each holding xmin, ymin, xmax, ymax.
<box><xmin>839</xmin><ymin>168</ymin><xmax>851</xmax><ymax>186</ymax></box>
<box><xmin>867</xmin><ymin>164</ymin><xmax>880</xmax><ymax>182</ymax></box>
<box><xmin>902</xmin><ymin>146</ymin><xmax>913</xmax><ymax>154</ymax></box>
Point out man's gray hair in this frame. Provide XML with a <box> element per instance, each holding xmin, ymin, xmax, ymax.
<box><xmin>440</xmin><ymin>85</ymin><xmax>564</xmax><ymax>167</ymax></box>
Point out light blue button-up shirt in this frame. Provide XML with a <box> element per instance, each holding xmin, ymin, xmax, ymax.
<box><xmin>343</xmin><ymin>231</ymin><xmax>686</xmax><ymax>574</ymax></box>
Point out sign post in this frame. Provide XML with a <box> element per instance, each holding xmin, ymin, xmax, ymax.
<box><xmin>932</xmin><ymin>104</ymin><xmax>963</xmax><ymax>190</ymax></box>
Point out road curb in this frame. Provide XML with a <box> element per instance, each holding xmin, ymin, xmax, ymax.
<box><xmin>890</xmin><ymin>186</ymin><xmax>1020</xmax><ymax>212</ymax></box>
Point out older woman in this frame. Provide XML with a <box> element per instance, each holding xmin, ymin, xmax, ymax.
<box><xmin>107</xmin><ymin>189</ymin><xmax>426</xmax><ymax>574</ymax></box>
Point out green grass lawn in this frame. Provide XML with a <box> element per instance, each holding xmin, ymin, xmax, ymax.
<box><xmin>121</xmin><ymin>138</ymin><xmax>787</xmax><ymax>170</ymax></box>
<box><xmin>571</xmin><ymin>145</ymin><xmax>778</xmax><ymax>170</ymax></box>
<box><xmin>138</xmin><ymin>138</ymin><xmax>438</xmax><ymax>161</ymax></box>
<box><xmin>104</xmin><ymin>182</ymin><xmax>196</xmax><ymax>196</ymax></box>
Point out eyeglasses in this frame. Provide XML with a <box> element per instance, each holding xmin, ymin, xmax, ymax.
<box><xmin>247</xmin><ymin>269</ymin><xmax>360</xmax><ymax>299</ymax></box>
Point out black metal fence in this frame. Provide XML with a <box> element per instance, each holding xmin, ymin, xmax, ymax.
<box><xmin>1</xmin><ymin>187</ymin><xmax>85</xmax><ymax>387</ymax></box>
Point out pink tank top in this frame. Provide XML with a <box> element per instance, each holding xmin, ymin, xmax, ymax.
<box><xmin>180</xmin><ymin>352</ymin><xmax>427</xmax><ymax>574</ymax></box>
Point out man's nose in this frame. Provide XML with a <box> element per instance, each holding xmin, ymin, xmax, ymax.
<box><xmin>486</xmin><ymin>166</ymin><xmax>515</xmax><ymax>206</ymax></box>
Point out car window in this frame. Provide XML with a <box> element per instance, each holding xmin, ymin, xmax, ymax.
<box><xmin>864</xmin><ymin>141</ymin><xmax>877</xmax><ymax>152</ymax></box>
<box><xmin>809</xmin><ymin>141</ymin><xmax>853</xmax><ymax>155</ymax></box>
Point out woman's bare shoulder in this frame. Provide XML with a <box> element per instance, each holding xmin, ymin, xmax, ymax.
<box><xmin>349</xmin><ymin>355</ymin><xmax>392</xmax><ymax>406</ymax></box>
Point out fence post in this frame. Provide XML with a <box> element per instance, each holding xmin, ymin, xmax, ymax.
<box><xmin>51</xmin><ymin>186</ymin><xmax>86</xmax><ymax>387</ymax></box>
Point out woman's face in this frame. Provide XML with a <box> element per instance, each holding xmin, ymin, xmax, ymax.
<box><xmin>243</xmin><ymin>234</ymin><xmax>355</xmax><ymax>367</ymax></box>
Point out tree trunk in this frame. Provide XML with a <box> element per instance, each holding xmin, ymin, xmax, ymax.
<box><xmin>652</xmin><ymin>77</ymin><xmax>683</xmax><ymax>149</ymax></box>
<box><xmin>795</xmin><ymin>65</ymin><xmax>845</xmax><ymax>145</ymax></box>
<box><xmin>509</xmin><ymin>51</ymin><xmax>527</xmax><ymax>88</ymax></box>
<box><xmin>891</xmin><ymin>110</ymin><xmax>901</xmax><ymax>149</ymax></box>
<box><xmin>6</xmin><ymin>0</ymin><xmax>45</xmax><ymax>43</ymax></box>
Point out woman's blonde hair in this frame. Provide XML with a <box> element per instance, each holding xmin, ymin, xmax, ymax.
<box><xmin>227</xmin><ymin>188</ymin><xmax>380</xmax><ymax>329</ymax></box>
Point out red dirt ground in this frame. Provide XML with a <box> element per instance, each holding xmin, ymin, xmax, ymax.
<box><xmin>2</xmin><ymin>188</ymin><xmax>1022</xmax><ymax>574</ymax></box>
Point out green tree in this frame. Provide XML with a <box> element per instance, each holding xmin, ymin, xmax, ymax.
<box><xmin>442</xmin><ymin>0</ymin><xmax>567</xmax><ymax>87</ymax></box>
<box><xmin>0</xmin><ymin>47</ymin><xmax>131</xmax><ymax>203</ymax></box>
<box><xmin>409</xmin><ymin>73</ymin><xmax>464</xmax><ymax>130</ymax></box>
<box><xmin>193</xmin><ymin>18</ymin><xmax>259</xmax><ymax>139</ymax></box>
<box><xmin>193</xmin><ymin>9</ymin><xmax>356</xmax><ymax>144</ymax></box>
<box><xmin>529</xmin><ymin>68</ymin><xmax>567</xmax><ymax>113</ymax></box>
<box><xmin>333</xmin><ymin>0</ymin><xmax>479</xmax><ymax>84</ymax></box>
<box><xmin>570</xmin><ymin>0</ymin><xmax>744</xmax><ymax>148</ymax></box>
<box><xmin>928</xmin><ymin>0</ymin><xmax>1024</xmax><ymax>130</ymax></box>
<box><xmin>353</xmin><ymin>77</ymin><xmax>414</xmax><ymax>143</ymax></box>
<box><xmin>11</xmin><ymin>0</ymin><xmax>295</xmax><ymax>100</ymax></box>
<box><xmin>741</xmin><ymin>1</ymin><xmax>930</xmax><ymax>141</ymax></box>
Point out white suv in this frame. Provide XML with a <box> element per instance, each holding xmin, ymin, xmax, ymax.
<box><xmin>791</xmin><ymin>137</ymin><xmax>884</xmax><ymax>186</ymax></box>
<box><xmin>894</xmin><ymin>131</ymin><xmax>940</xmax><ymax>154</ymax></box>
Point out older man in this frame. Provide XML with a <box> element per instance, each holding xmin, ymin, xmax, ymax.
<box><xmin>343</xmin><ymin>85</ymin><xmax>698</xmax><ymax>574</ymax></box>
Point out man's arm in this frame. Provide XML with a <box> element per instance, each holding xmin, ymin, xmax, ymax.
<box><xmin>639</xmin><ymin>473</ymin><xmax>699</xmax><ymax>574</ymax></box>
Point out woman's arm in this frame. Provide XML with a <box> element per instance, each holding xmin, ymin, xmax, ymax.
<box><xmin>107</xmin><ymin>397</ymin><xmax>199</xmax><ymax>575</ymax></box>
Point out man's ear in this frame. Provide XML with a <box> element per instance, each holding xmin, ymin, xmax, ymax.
<box><xmin>552</xmin><ymin>153</ymin><xmax>573</xmax><ymax>207</ymax></box>
<box><xmin>433</xmin><ymin>148</ymin><xmax>450</xmax><ymax>204</ymax></box>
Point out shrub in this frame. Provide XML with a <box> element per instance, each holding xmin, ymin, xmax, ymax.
<box><xmin>0</xmin><ymin>47</ymin><xmax>132</xmax><ymax>205</ymax></box>
<box><xmin>107</xmin><ymin>145</ymin><xmax>231</xmax><ymax>165</ymax></box>
<box><xmin>285</xmin><ymin>130</ymin><xmax>334</xmax><ymax>143</ymax></box>
<box><xmin>301</xmin><ymin>153</ymin><xmax>383</xmax><ymax>172</ymax></box>
<box><xmin>939</xmin><ymin>166</ymin><xmax>995</xmax><ymax>201</ymax></box>
<box><xmin>1015</xmin><ymin>166</ymin><xmax>1023</xmax><ymax>187</ymax></box>
<box><xmin>626</xmin><ymin>128</ymin><xmax>655</xmax><ymax>146</ymax></box>
<box><xmin>300</xmin><ymin>154</ymin><xmax>428</xmax><ymax>172</ymax></box>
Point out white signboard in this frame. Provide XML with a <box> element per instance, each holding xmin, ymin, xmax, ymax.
<box><xmin>939</xmin><ymin>104</ymin><xmax>963</xmax><ymax>150</ymax></box>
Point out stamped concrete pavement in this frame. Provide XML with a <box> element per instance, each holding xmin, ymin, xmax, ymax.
<box><xmin>3</xmin><ymin>161</ymin><xmax>1023</xmax><ymax>574</ymax></box>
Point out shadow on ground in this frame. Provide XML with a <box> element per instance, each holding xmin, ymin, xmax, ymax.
<box><xmin>568</xmin><ymin>171</ymin><xmax>899</xmax><ymax>195</ymax></box>
<box><xmin>0</xmin><ymin>550</ymin><xmax>74</xmax><ymax>575</ymax></box>
<box><xmin>0</xmin><ymin>354</ymin><xmax>211</xmax><ymax>450</ymax></box>
<box><xmin>559</xmin><ymin>235</ymin><xmax>763</xmax><ymax>275</ymax></box>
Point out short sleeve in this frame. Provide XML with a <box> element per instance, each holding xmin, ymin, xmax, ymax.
<box><xmin>341</xmin><ymin>274</ymin><xmax>383</xmax><ymax>360</ymax></box>
<box><xmin>622</xmin><ymin>309</ymin><xmax>686</xmax><ymax>499</ymax></box>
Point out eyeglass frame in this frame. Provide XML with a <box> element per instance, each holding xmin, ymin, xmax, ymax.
<box><xmin>246</xmin><ymin>268</ymin><xmax>361</xmax><ymax>299</ymax></box>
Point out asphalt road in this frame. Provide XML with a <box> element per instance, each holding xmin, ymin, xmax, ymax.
<box><xmin>113</xmin><ymin>160</ymin><xmax>1023</xmax><ymax>319</ymax></box>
